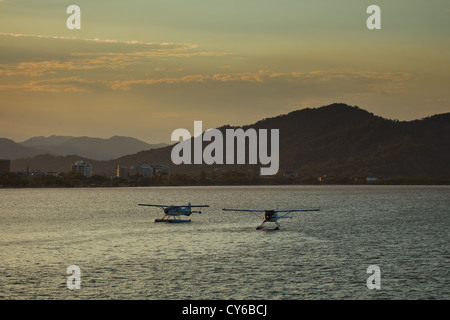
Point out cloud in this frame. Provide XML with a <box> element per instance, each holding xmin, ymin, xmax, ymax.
<box><xmin>0</xmin><ymin>32</ymin><xmax>193</xmax><ymax>48</ymax></box>
<box><xmin>0</xmin><ymin>32</ymin><xmax>233</xmax><ymax>83</ymax></box>
<box><xmin>0</xmin><ymin>56</ymin><xmax>136</xmax><ymax>77</ymax></box>
<box><xmin>0</xmin><ymin>33</ymin><xmax>234</xmax><ymax>66</ymax></box>
<box><xmin>0</xmin><ymin>77</ymin><xmax>107</xmax><ymax>92</ymax></box>
<box><xmin>212</xmin><ymin>70</ymin><xmax>268</xmax><ymax>83</ymax></box>
<box><xmin>109</xmin><ymin>75</ymin><xmax>209</xmax><ymax>90</ymax></box>
<box><xmin>108</xmin><ymin>70</ymin><xmax>276</xmax><ymax>91</ymax></box>
<box><xmin>0</xmin><ymin>68</ymin><xmax>414</xmax><ymax>94</ymax></box>
<box><xmin>0</xmin><ymin>33</ymin><xmax>414</xmax><ymax>96</ymax></box>
<box><xmin>269</xmin><ymin>70</ymin><xmax>414</xmax><ymax>94</ymax></box>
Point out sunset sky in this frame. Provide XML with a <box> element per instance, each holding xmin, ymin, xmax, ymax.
<box><xmin>1</xmin><ymin>0</ymin><xmax>449</xmax><ymax>144</ymax></box>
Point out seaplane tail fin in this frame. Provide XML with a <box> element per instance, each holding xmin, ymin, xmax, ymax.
<box><xmin>188</xmin><ymin>202</ymin><xmax>191</xmax><ymax>211</ymax></box>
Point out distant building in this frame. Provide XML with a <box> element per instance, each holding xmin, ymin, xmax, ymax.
<box><xmin>151</xmin><ymin>164</ymin><xmax>170</xmax><ymax>179</ymax></box>
<box><xmin>21</xmin><ymin>170</ymin><xmax>49</xmax><ymax>176</ymax></box>
<box><xmin>72</xmin><ymin>160</ymin><xmax>92</xmax><ymax>177</ymax></box>
<box><xmin>138</xmin><ymin>164</ymin><xmax>153</xmax><ymax>177</ymax></box>
<box><xmin>0</xmin><ymin>159</ymin><xmax>10</xmax><ymax>175</ymax></box>
<box><xmin>117</xmin><ymin>165</ymin><xmax>128</xmax><ymax>179</ymax></box>
<box><xmin>136</xmin><ymin>164</ymin><xmax>170</xmax><ymax>179</ymax></box>
<box><xmin>366</xmin><ymin>177</ymin><xmax>378</xmax><ymax>183</ymax></box>
<box><xmin>284</xmin><ymin>171</ymin><xmax>298</xmax><ymax>179</ymax></box>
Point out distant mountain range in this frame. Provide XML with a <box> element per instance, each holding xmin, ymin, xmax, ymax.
<box><xmin>1</xmin><ymin>135</ymin><xmax>168</xmax><ymax>161</ymax></box>
<box><xmin>8</xmin><ymin>103</ymin><xmax>450</xmax><ymax>178</ymax></box>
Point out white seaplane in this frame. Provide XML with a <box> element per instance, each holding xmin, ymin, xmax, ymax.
<box><xmin>222</xmin><ymin>207</ymin><xmax>320</xmax><ymax>230</ymax></box>
<box><xmin>138</xmin><ymin>203</ymin><xmax>209</xmax><ymax>223</ymax></box>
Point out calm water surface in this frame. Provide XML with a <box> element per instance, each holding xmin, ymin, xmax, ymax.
<box><xmin>0</xmin><ymin>185</ymin><xmax>448</xmax><ymax>299</ymax></box>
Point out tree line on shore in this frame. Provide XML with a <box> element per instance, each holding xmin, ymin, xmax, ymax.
<box><xmin>1</xmin><ymin>171</ymin><xmax>449</xmax><ymax>188</ymax></box>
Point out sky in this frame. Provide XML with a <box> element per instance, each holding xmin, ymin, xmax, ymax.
<box><xmin>0</xmin><ymin>0</ymin><xmax>449</xmax><ymax>144</ymax></box>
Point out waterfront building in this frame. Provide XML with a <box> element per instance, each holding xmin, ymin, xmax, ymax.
<box><xmin>71</xmin><ymin>160</ymin><xmax>92</xmax><ymax>177</ymax></box>
<box><xmin>117</xmin><ymin>165</ymin><xmax>128</xmax><ymax>179</ymax></box>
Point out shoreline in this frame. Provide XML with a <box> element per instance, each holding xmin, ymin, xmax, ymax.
<box><xmin>1</xmin><ymin>181</ymin><xmax>450</xmax><ymax>189</ymax></box>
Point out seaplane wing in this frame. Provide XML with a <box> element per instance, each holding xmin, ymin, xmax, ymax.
<box><xmin>139</xmin><ymin>204</ymin><xmax>210</xmax><ymax>208</ymax></box>
<box><xmin>222</xmin><ymin>208</ymin><xmax>266</xmax><ymax>212</ymax></box>
<box><xmin>186</xmin><ymin>205</ymin><xmax>210</xmax><ymax>207</ymax></box>
<box><xmin>275</xmin><ymin>209</ymin><xmax>320</xmax><ymax>213</ymax></box>
<box><xmin>222</xmin><ymin>208</ymin><xmax>320</xmax><ymax>213</ymax></box>
<box><xmin>138</xmin><ymin>204</ymin><xmax>170</xmax><ymax>208</ymax></box>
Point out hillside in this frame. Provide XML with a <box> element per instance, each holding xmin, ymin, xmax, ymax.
<box><xmin>2</xmin><ymin>135</ymin><xmax>168</xmax><ymax>161</ymax></box>
<box><xmin>254</xmin><ymin>104</ymin><xmax>450</xmax><ymax>177</ymax></box>
<box><xmin>22</xmin><ymin>135</ymin><xmax>168</xmax><ymax>160</ymax></box>
<box><xmin>20</xmin><ymin>135</ymin><xmax>74</xmax><ymax>148</ymax></box>
<box><xmin>0</xmin><ymin>138</ymin><xmax>44</xmax><ymax>159</ymax></box>
<box><xmin>10</xmin><ymin>103</ymin><xmax>450</xmax><ymax>179</ymax></box>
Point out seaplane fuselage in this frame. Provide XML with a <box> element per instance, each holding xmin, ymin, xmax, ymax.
<box><xmin>164</xmin><ymin>206</ymin><xmax>195</xmax><ymax>216</ymax></box>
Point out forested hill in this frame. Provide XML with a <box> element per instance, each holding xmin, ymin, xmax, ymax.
<box><xmin>247</xmin><ymin>103</ymin><xmax>450</xmax><ymax>177</ymax></box>
<box><xmin>11</xmin><ymin>103</ymin><xmax>450</xmax><ymax>179</ymax></box>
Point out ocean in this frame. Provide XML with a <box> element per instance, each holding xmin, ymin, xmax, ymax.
<box><xmin>0</xmin><ymin>185</ymin><xmax>448</xmax><ymax>300</ymax></box>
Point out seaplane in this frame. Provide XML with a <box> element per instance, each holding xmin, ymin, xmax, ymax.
<box><xmin>222</xmin><ymin>207</ymin><xmax>320</xmax><ymax>230</ymax></box>
<box><xmin>138</xmin><ymin>203</ymin><xmax>209</xmax><ymax>223</ymax></box>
